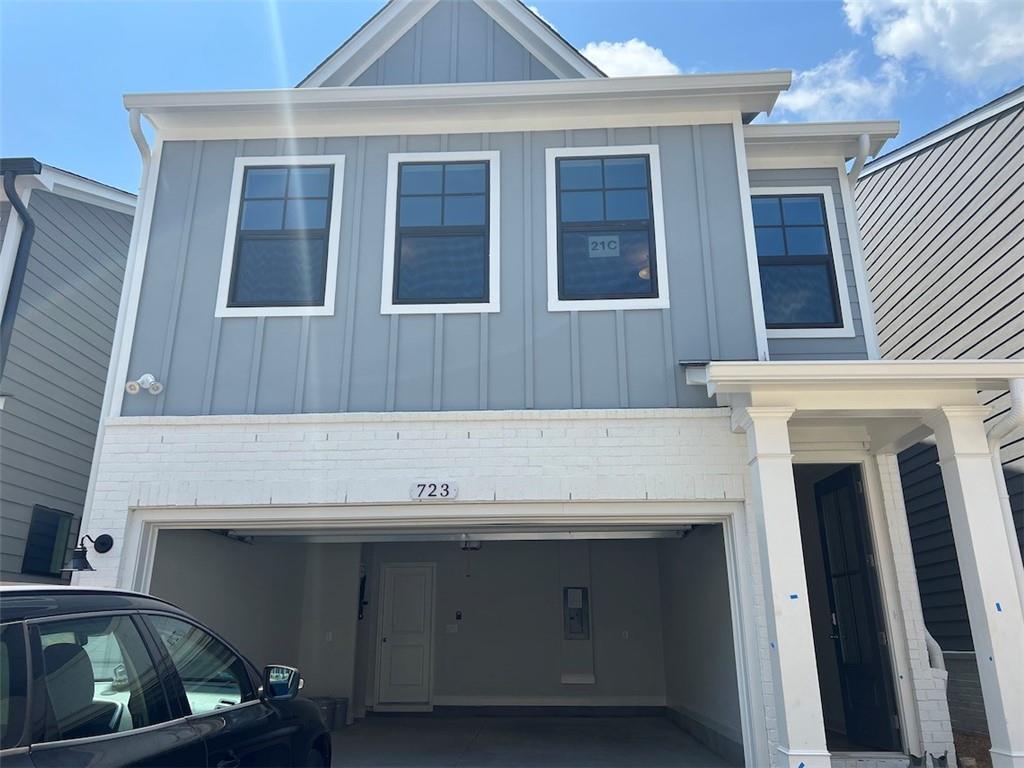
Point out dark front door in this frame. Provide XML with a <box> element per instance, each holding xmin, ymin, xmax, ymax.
<box><xmin>814</xmin><ymin>466</ymin><xmax>901</xmax><ymax>751</ymax></box>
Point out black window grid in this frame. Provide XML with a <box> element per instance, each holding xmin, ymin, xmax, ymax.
<box><xmin>753</xmin><ymin>193</ymin><xmax>843</xmax><ymax>330</ymax></box>
<box><xmin>393</xmin><ymin>160</ymin><xmax>490</xmax><ymax>305</ymax></box>
<box><xmin>555</xmin><ymin>155</ymin><xmax>659</xmax><ymax>301</ymax></box>
<box><xmin>227</xmin><ymin>164</ymin><xmax>335</xmax><ymax>308</ymax></box>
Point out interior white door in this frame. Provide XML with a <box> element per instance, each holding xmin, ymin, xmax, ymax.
<box><xmin>376</xmin><ymin>563</ymin><xmax>434</xmax><ymax>706</ymax></box>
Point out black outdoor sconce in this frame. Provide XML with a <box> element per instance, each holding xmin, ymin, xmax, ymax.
<box><xmin>62</xmin><ymin>534</ymin><xmax>115</xmax><ymax>573</ymax></box>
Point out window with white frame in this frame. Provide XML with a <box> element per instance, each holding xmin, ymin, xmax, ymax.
<box><xmin>216</xmin><ymin>156</ymin><xmax>345</xmax><ymax>317</ymax></box>
<box><xmin>545</xmin><ymin>145</ymin><xmax>669</xmax><ymax>312</ymax></box>
<box><xmin>381</xmin><ymin>151</ymin><xmax>500</xmax><ymax>314</ymax></box>
<box><xmin>751</xmin><ymin>187</ymin><xmax>852</xmax><ymax>336</ymax></box>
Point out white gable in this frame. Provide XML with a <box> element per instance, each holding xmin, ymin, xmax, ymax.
<box><xmin>299</xmin><ymin>0</ymin><xmax>604</xmax><ymax>88</ymax></box>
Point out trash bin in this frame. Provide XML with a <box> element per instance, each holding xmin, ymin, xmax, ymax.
<box><xmin>309</xmin><ymin>697</ymin><xmax>337</xmax><ymax>730</ymax></box>
<box><xmin>334</xmin><ymin>698</ymin><xmax>349</xmax><ymax>729</ymax></box>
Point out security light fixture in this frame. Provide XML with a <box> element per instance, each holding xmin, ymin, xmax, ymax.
<box><xmin>62</xmin><ymin>533</ymin><xmax>114</xmax><ymax>573</ymax></box>
<box><xmin>125</xmin><ymin>373</ymin><xmax>163</xmax><ymax>395</ymax></box>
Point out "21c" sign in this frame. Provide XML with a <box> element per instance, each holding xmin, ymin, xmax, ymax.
<box><xmin>410</xmin><ymin>481</ymin><xmax>458</xmax><ymax>500</ymax></box>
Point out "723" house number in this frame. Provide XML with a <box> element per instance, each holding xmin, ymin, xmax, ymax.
<box><xmin>410</xmin><ymin>482</ymin><xmax>458</xmax><ymax>500</ymax></box>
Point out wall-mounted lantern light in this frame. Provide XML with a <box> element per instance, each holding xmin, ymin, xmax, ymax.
<box><xmin>62</xmin><ymin>534</ymin><xmax>114</xmax><ymax>573</ymax></box>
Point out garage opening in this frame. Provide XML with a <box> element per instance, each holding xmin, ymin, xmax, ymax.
<box><xmin>148</xmin><ymin>524</ymin><xmax>745</xmax><ymax>767</ymax></box>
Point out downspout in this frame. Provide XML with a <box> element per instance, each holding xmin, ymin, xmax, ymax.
<box><xmin>75</xmin><ymin>109</ymin><xmax>152</xmax><ymax>584</ymax></box>
<box><xmin>0</xmin><ymin>157</ymin><xmax>43</xmax><ymax>376</ymax></box>
<box><xmin>987</xmin><ymin>377</ymin><xmax>1024</xmax><ymax>614</ymax></box>
<box><xmin>847</xmin><ymin>132</ymin><xmax>871</xmax><ymax>186</ymax></box>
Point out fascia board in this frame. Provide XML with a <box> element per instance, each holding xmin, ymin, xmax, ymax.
<box><xmin>692</xmin><ymin>360</ymin><xmax>1024</xmax><ymax>394</ymax></box>
<box><xmin>743</xmin><ymin>121</ymin><xmax>900</xmax><ymax>163</ymax></box>
<box><xmin>0</xmin><ymin>167</ymin><xmax>134</xmax><ymax>214</ymax></box>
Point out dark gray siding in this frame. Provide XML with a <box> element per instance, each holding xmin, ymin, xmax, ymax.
<box><xmin>0</xmin><ymin>201</ymin><xmax>10</xmax><ymax>235</ymax></box>
<box><xmin>0</xmin><ymin>190</ymin><xmax>132</xmax><ymax>582</ymax></box>
<box><xmin>123</xmin><ymin>124</ymin><xmax>760</xmax><ymax>417</ymax></box>
<box><xmin>338</xmin><ymin>0</ymin><xmax>560</xmax><ymax>87</ymax></box>
<box><xmin>749</xmin><ymin>167</ymin><xmax>870</xmax><ymax>361</ymax></box>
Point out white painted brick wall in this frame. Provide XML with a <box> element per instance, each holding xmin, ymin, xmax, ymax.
<box><xmin>77</xmin><ymin>408</ymin><xmax>955</xmax><ymax>766</ymax></box>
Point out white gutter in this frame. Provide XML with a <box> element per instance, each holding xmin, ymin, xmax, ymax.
<box><xmin>987</xmin><ymin>378</ymin><xmax>1024</xmax><ymax>614</ymax></box>
<box><xmin>847</xmin><ymin>132</ymin><xmax>871</xmax><ymax>186</ymax></box>
<box><xmin>75</xmin><ymin>109</ymin><xmax>152</xmax><ymax>583</ymax></box>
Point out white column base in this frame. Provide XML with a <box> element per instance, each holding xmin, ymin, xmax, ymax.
<box><xmin>991</xmin><ymin>749</ymin><xmax>1024</xmax><ymax>768</ymax></box>
<box><xmin>775</xmin><ymin>746</ymin><xmax>831</xmax><ymax>768</ymax></box>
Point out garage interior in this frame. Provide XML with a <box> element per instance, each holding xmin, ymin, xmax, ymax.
<box><xmin>149</xmin><ymin>522</ymin><xmax>746</xmax><ymax>767</ymax></box>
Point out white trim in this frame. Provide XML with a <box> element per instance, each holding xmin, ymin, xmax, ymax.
<box><xmin>36</xmin><ymin>166</ymin><xmax>135</xmax><ymax>216</ymax></box>
<box><xmin>744</xmin><ymin>121</ymin><xmax>899</xmax><ymax>167</ymax></box>
<box><xmin>544</xmin><ymin>144</ymin><xmax>670</xmax><ymax>312</ymax></box>
<box><xmin>380</xmin><ymin>151</ymin><xmax>500</xmax><ymax>315</ymax></box>
<box><xmin>0</xmin><ymin>184</ymin><xmax>32</xmax><ymax>321</ymax></box>
<box><xmin>214</xmin><ymin>155</ymin><xmax>346</xmax><ymax>318</ymax></box>
<box><xmin>748</xmin><ymin>185</ymin><xmax>855</xmax><ymax>340</ymax></box>
<box><xmin>732</xmin><ymin>120</ymin><xmax>770</xmax><ymax>360</ymax></box>
<box><xmin>374</xmin><ymin>561</ymin><xmax>436</xmax><ymax>709</ymax></box>
<box><xmin>297</xmin><ymin>0</ymin><xmax>603</xmax><ymax>88</ymax></box>
<box><xmin>836</xmin><ymin>163</ymin><xmax>881</xmax><ymax>358</ymax></box>
<box><xmin>861</xmin><ymin>86</ymin><xmax>1023</xmax><ymax>177</ymax></box>
<box><xmin>110</xmin><ymin>138</ymin><xmax>164</xmax><ymax>421</ymax></box>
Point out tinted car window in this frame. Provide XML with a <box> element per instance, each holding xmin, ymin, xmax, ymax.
<box><xmin>147</xmin><ymin>615</ymin><xmax>254</xmax><ymax>715</ymax></box>
<box><xmin>36</xmin><ymin>615</ymin><xmax>172</xmax><ymax>742</ymax></box>
<box><xmin>1</xmin><ymin>624</ymin><xmax>28</xmax><ymax>749</ymax></box>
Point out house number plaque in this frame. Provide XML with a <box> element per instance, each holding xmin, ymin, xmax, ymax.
<box><xmin>410</xmin><ymin>481</ymin><xmax>458</xmax><ymax>500</ymax></box>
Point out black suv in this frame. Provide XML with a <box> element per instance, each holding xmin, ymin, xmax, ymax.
<box><xmin>0</xmin><ymin>587</ymin><xmax>331</xmax><ymax>767</ymax></box>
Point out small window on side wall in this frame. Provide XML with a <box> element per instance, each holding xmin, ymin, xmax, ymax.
<box><xmin>751</xmin><ymin>188</ymin><xmax>852</xmax><ymax>337</ymax></box>
<box><xmin>546</xmin><ymin>146</ymin><xmax>669</xmax><ymax>312</ymax></box>
<box><xmin>381</xmin><ymin>151</ymin><xmax>500</xmax><ymax>315</ymax></box>
<box><xmin>216</xmin><ymin>156</ymin><xmax>345</xmax><ymax>318</ymax></box>
<box><xmin>21</xmin><ymin>505</ymin><xmax>74</xmax><ymax>578</ymax></box>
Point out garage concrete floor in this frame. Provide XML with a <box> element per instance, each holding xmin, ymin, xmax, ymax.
<box><xmin>330</xmin><ymin>716</ymin><xmax>738</xmax><ymax>767</ymax></box>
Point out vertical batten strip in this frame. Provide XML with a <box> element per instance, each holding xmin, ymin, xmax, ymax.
<box><xmin>385</xmin><ymin>314</ymin><xmax>399</xmax><ymax>411</ymax></box>
<box><xmin>154</xmin><ymin>141</ymin><xmax>204</xmax><ymax>416</ymax></box>
<box><xmin>523</xmin><ymin>132</ymin><xmax>535</xmax><ymax>408</ymax></box>
<box><xmin>246</xmin><ymin>316</ymin><xmax>265</xmax><ymax>414</ymax></box>
<box><xmin>615</xmin><ymin>309</ymin><xmax>629</xmax><ymax>407</ymax></box>
<box><xmin>293</xmin><ymin>138</ymin><xmax>326</xmax><ymax>411</ymax></box>
<box><xmin>570</xmin><ymin>311</ymin><xmax>582</xmax><ymax>408</ymax></box>
<box><xmin>692</xmin><ymin>125</ymin><xmax>721</xmax><ymax>360</ymax></box>
<box><xmin>339</xmin><ymin>136</ymin><xmax>367</xmax><ymax>412</ymax></box>
<box><xmin>432</xmin><ymin>314</ymin><xmax>444</xmax><ymax>410</ymax></box>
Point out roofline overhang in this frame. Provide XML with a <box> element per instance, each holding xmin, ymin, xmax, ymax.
<box><xmin>0</xmin><ymin>164</ymin><xmax>135</xmax><ymax>215</ymax></box>
<box><xmin>743</xmin><ymin>121</ymin><xmax>900</xmax><ymax>167</ymax></box>
<box><xmin>124</xmin><ymin>70</ymin><xmax>792</xmax><ymax>140</ymax></box>
<box><xmin>685</xmin><ymin>360</ymin><xmax>1024</xmax><ymax>396</ymax></box>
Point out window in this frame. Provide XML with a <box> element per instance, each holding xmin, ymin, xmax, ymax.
<box><xmin>1</xmin><ymin>624</ymin><xmax>28</xmax><ymax>749</ymax></box>
<box><xmin>216</xmin><ymin>156</ymin><xmax>345</xmax><ymax>317</ymax></box>
<box><xmin>147</xmin><ymin>615</ymin><xmax>254</xmax><ymax>716</ymax></box>
<box><xmin>36</xmin><ymin>615</ymin><xmax>172</xmax><ymax>742</ymax></box>
<box><xmin>21</xmin><ymin>505</ymin><xmax>74</xmax><ymax>578</ymax></box>
<box><xmin>751</xmin><ymin>188</ymin><xmax>852</xmax><ymax>336</ymax></box>
<box><xmin>381</xmin><ymin>151</ymin><xmax>500</xmax><ymax>314</ymax></box>
<box><xmin>546</xmin><ymin>145</ymin><xmax>669</xmax><ymax>312</ymax></box>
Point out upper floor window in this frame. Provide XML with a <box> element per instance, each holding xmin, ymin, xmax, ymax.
<box><xmin>216</xmin><ymin>156</ymin><xmax>345</xmax><ymax>318</ymax></box>
<box><xmin>381</xmin><ymin>151</ymin><xmax>500</xmax><ymax>314</ymax></box>
<box><xmin>751</xmin><ymin>187</ymin><xmax>852</xmax><ymax>337</ymax></box>
<box><xmin>546</xmin><ymin>146</ymin><xmax>669</xmax><ymax>312</ymax></box>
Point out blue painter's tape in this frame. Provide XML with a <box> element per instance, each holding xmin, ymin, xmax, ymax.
<box><xmin>797</xmin><ymin>762</ymin><xmax>806</xmax><ymax>768</ymax></box>
<box><xmin>789</xmin><ymin>593</ymin><xmax>799</xmax><ymax>600</ymax></box>
<box><xmin>996</xmin><ymin>602</ymin><xmax>1002</xmax><ymax>612</ymax></box>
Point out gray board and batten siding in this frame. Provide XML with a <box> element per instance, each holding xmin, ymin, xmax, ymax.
<box><xmin>330</xmin><ymin>0</ymin><xmax>564</xmax><ymax>87</ymax></box>
<box><xmin>122</xmin><ymin>125</ymin><xmax>761</xmax><ymax>418</ymax></box>
<box><xmin>0</xmin><ymin>190</ymin><xmax>132</xmax><ymax>581</ymax></box>
<box><xmin>749</xmin><ymin>167</ymin><xmax>870</xmax><ymax>361</ymax></box>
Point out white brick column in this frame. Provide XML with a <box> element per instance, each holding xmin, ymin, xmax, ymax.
<box><xmin>929</xmin><ymin>406</ymin><xmax>1024</xmax><ymax>768</ymax></box>
<box><xmin>738</xmin><ymin>406</ymin><xmax>831</xmax><ymax>768</ymax></box>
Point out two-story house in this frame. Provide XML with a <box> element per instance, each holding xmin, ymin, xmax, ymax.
<box><xmin>74</xmin><ymin>3</ymin><xmax>1024</xmax><ymax>768</ymax></box>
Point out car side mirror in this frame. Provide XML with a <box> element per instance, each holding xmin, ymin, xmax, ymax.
<box><xmin>262</xmin><ymin>665</ymin><xmax>302</xmax><ymax>701</ymax></box>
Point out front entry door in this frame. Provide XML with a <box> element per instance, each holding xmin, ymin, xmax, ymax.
<box><xmin>376</xmin><ymin>563</ymin><xmax>434</xmax><ymax>707</ymax></box>
<box><xmin>814</xmin><ymin>466</ymin><xmax>901</xmax><ymax>751</ymax></box>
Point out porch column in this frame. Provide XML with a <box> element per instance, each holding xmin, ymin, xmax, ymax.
<box><xmin>738</xmin><ymin>406</ymin><xmax>831</xmax><ymax>768</ymax></box>
<box><xmin>928</xmin><ymin>406</ymin><xmax>1024</xmax><ymax>768</ymax></box>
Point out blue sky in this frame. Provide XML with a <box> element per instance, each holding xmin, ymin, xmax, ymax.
<box><xmin>2</xmin><ymin>0</ymin><xmax>1021</xmax><ymax>193</ymax></box>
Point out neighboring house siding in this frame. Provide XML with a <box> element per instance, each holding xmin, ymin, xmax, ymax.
<box><xmin>0</xmin><ymin>190</ymin><xmax>131</xmax><ymax>582</ymax></box>
<box><xmin>123</xmin><ymin>125</ymin><xmax>763</xmax><ymax>418</ymax></box>
<box><xmin>0</xmin><ymin>201</ymin><xmax>10</xmax><ymax>236</ymax></box>
<box><xmin>750</xmin><ymin>167</ymin><xmax>870</xmax><ymax>361</ymax></box>
<box><xmin>340</xmin><ymin>0</ymin><xmax>560</xmax><ymax>87</ymax></box>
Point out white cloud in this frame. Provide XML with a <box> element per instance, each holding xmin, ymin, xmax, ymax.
<box><xmin>774</xmin><ymin>51</ymin><xmax>904</xmax><ymax>121</ymax></box>
<box><xmin>843</xmin><ymin>0</ymin><xmax>1024</xmax><ymax>84</ymax></box>
<box><xmin>579</xmin><ymin>39</ymin><xmax>681</xmax><ymax>77</ymax></box>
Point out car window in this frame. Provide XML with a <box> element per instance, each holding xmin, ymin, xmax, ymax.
<box><xmin>1</xmin><ymin>624</ymin><xmax>28</xmax><ymax>749</ymax></box>
<box><xmin>36</xmin><ymin>615</ymin><xmax>172</xmax><ymax>743</ymax></box>
<box><xmin>147</xmin><ymin>615</ymin><xmax>254</xmax><ymax>716</ymax></box>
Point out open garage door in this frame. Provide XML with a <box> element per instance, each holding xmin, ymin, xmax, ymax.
<box><xmin>148</xmin><ymin>524</ymin><xmax>745</xmax><ymax>767</ymax></box>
